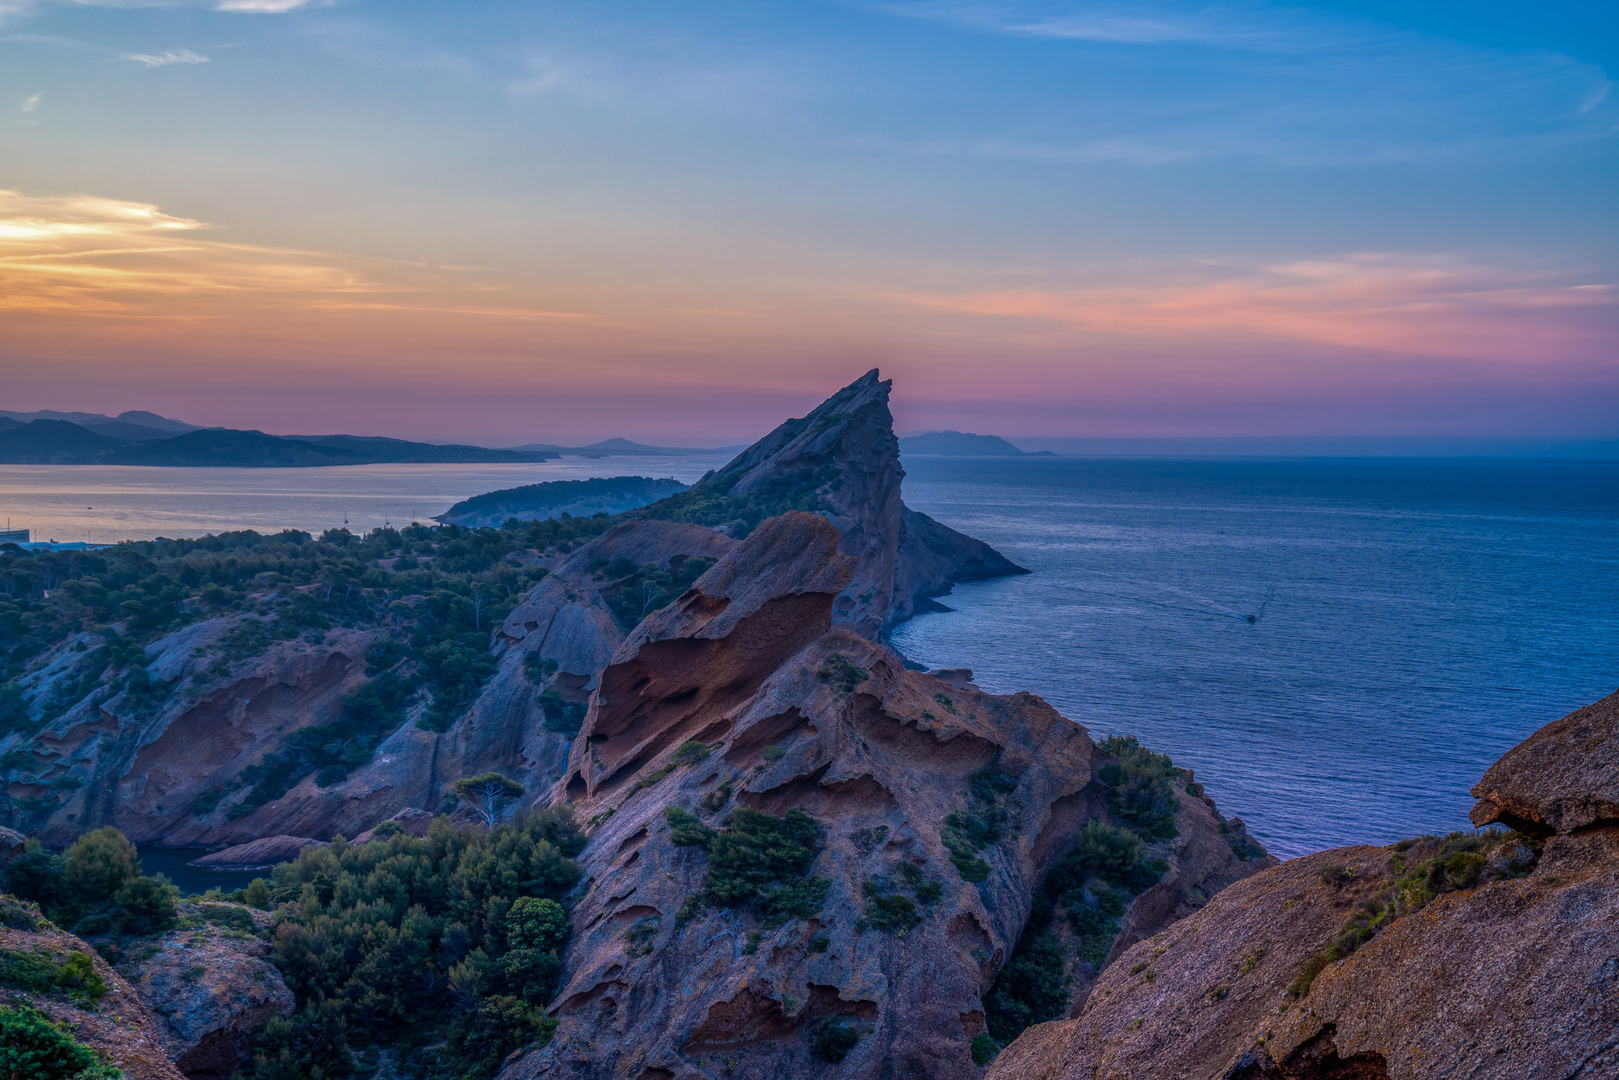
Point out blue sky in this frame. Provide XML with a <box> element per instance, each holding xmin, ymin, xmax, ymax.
<box><xmin>1</xmin><ymin>0</ymin><xmax>1614</xmax><ymax>443</ymax></box>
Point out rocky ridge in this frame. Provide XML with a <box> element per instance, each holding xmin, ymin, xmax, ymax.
<box><xmin>497</xmin><ymin>511</ymin><xmax>1270</xmax><ymax>1080</ymax></box>
<box><xmin>4</xmin><ymin>370</ymin><xmax>1025</xmax><ymax>850</ymax></box>
<box><xmin>984</xmin><ymin>688</ymin><xmax>1619</xmax><ymax>1080</ymax></box>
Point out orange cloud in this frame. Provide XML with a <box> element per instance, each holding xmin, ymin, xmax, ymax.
<box><xmin>893</xmin><ymin>253</ymin><xmax>1617</xmax><ymax>363</ymax></box>
<box><xmin>0</xmin><ymin>189</ymin><xmax>590</xmax><ymax>322</ymax></box>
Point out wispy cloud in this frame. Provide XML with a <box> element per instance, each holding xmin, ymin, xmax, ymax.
<box><xmin>19</xmin><ymin>91</ymin><xmax>41</xmax><ymax>113</ymax></box>
<box><xmin>214</xmin><ymin>0</ymin><xmax>318</xmax><ymax>12</ymax></box>
<box><xmin>869</xmin><ymin>1</ymin><xmax>1617</xmax><ymax>164</ymax></box>
<box><xmin>121</xmin><ymin>47</ymin><xmax>208</xmax><ymax>66</ymax></box>
<box><xmin>0</xmin><ymin>189</ymin><xmax>590</xmax><ymax>322</ymax></box>
<box><xmin>892</xmin><ymin>253</ymin><xmax>1618</xmax><ymax>363</ymax></box>
<box><xmin>879</xmin><ymin>0</ymin><xmax>1327</xmax><ymax>48</ymax></box>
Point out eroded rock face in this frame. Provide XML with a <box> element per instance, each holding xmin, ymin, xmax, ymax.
<box><xmin>987</xmin><ymin>692</ymin><xmax>1619</xmax><ymax>1080</ymax></box>
<box><xmin>1470</xmin><ymin>686</ymin><xmax>1619</xmax><ymax>835</ymax></box>
<box><xmin>119</xmin><ymin>905</ymin><xmax>294</xmax><ymax>1080</ymax></box>
<box><xmin>0</xmin><ymin>921</ymin><xmax>186</xmax><ymax>1080</ymax></box>
<box><xmin>4</xmin><ymin>371</ymin><xmax>1024</xmax><ymax>855</ymax></box>
<box><xmin>506</xmin><ymin>513</ymin><xmax>1266</xmax><ymax>1080</ymax></box>
<box><xmin>4</xmin><ymin>622</ymin><xmax>376</xmax><ymax>847</ymax></box>
<box><xmin>662</xmin><ymin>370</ymin><xmax>1026</xmax><ymax>640</ymax></box>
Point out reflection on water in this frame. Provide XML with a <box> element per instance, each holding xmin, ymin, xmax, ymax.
<box><xmin>893</xmin><ymin>456</ymin><xmax>1619</xmax><ymax>858</ymax></box>
<box><xmin>0</xmin><ymin>454</ymin><xmax>734</xmax><ymax>544</ymax></box>
<box><xmin>137</xmin><ymin>847</ymin><xmax>267</xmax><ymax>897</ymax></box>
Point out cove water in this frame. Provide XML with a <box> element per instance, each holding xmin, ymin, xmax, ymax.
<box><xmin>891</xmin><ymin>456</ymin><xmax>1619</xmax><ymax>858</ymax></box>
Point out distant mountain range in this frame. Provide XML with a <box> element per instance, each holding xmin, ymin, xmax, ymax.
<box><xmin>0</xmin><ymin>411</ymin><xmax>743</xmax><ymax>466</ymax></box>
<box><xmin>897</xmin><ymin>430</ymin><xmax>1053</xmax><ymax>456</ymax></box>
<box><xmin>0</xmin><ymin>419</ymin><xmax>559</xmax><ymax>467</ymax></box>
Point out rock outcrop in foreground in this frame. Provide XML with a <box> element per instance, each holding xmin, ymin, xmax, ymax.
<box><xmin>499</xmin><ymin>512</ymin><xmax>1269</xmax><ymax>1080</ymax></box>
<box><xmin>0</xmin><ymin>916</ymin><xmax>185</xmax><ymax>1080</ymax></box>
<box><xmin>117</xmin><ymin>903</ymin><xmax>293</xmax><ymax>1080</ymax></box>
<box><xmin>986</xmin><ymin>688</ymin><xmax>1619</xmax><ymax>1080</ymax></box>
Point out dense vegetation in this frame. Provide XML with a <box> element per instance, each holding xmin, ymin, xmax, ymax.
<box><xmin>627</xmin><ymin>463</ymin><xmax>839</xmax><ymax>538</ymax></box>
<box><xmin>979</xmin><ymin>739</ymin><xmax>1180</xmax><ymax>1056</ymax></box>
<box><xmin>2</xmin><ymin>826</ymin><xmax>177</xmax><ymax>939</ymax></box>
<box><xmin>666</xmin><ymin>806</ymin><xmax>830</xmax><ymax>925</ymax></box>
<box><xmin>438</xmin><ymin>476</ymin><xmax>689</xmax><ymax>526</ymax></box>
<box><xmin>244</xmin><ymin>810</ymin><xmax>584</xmax><ymax>1080</ymax></box>
<box><xmin>941</xmin><ymin>768</ymin><xmax>1020</xmax><ymax>883</ymax></box>
<box><xmin>0</xmin><ymin>1004</ymin><xmax>120</xmax><ymax>1080</ymax></box>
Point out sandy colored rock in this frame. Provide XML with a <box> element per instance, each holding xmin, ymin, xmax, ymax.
<box><xmin>1470</xmin><ymin>685</ymin><xmax>1619</xmax><ymax>835</ymax></box>
<box><xmin>0</xmin><ymin>921</ymin><xmax>186</xmax><ymax>1080</ymax></box>
<box><xmin>117</xmin><ymin>904</ymin><xmax>293</xmax><ymax>1080</ymax></box>
<box><xmin>988</xmin><ymin>691</ymin><xmax>1619</xmax><ymax>1080</ymax></box>
<box><xmin>188</xmin><ymin>835</ymin><xmax>327</xmax><ymax>870</ymax></box>
<box><xmin>656</xmin><ymin>369</ymin><xmax>1026</xmax><ymax>640</ymax></box>
<box><xmin>505</xmin><ymin>513</ymin><xmax>1267</xmax><ymax>1080</ymax></box>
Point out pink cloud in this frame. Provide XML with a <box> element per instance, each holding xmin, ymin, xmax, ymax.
<box><xmin>892</xmin><ymin>253</ymin><xmax>1617</xmax><ymax>364</ymax></box>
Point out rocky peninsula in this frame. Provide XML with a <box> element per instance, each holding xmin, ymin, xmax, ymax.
<box><xmin>0</xmin><ymin>371</ymin><xmax>1611</xmax><ymax>1080</ymax></box>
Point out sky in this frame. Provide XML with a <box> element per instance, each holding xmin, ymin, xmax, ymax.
<box><xmin>1</xmin><ymin>0</ymin><xmax>1616</xmax><ymax>446</ymax></box>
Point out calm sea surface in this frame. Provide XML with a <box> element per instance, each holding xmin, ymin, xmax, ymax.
<box><xmin>0</xmin><ymin>454</ymin><xmax>733</xmax><ymax>543</ymax></box>
<box><xmin>6</xmin><ymin>455</ymin><xmax>1616</xmax><ymax>859</ymax></box>
<box><xmin>893</xmin><ymin>457</ymin><xmax>1619</xmax><ymax>857</ymax></box>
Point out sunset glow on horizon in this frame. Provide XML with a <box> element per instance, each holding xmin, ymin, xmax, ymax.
<box><xmin>2</xmin><ymin>1</ymin><xmax>1615</xmax><ymax>446</ymax></box>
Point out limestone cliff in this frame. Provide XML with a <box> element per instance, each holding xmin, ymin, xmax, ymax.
<box><xmin>500</xmin><ymin>513</ymin><xmax>1267</xmax><ymax>1080</ymax></box>
<box><xmin>631</xmin><ymin>370</ymin><xmax>1027</xmax><ymax>639</ymax></box>
<box><xmin>984</xmin><ymin>688</ymin><xmax>1619</xmax><ymax>1080</ymax></box>
<box><xmin>3</xmin><ymin>372</ymin><xmax>1023</xmax><ymax>850</ymax></box>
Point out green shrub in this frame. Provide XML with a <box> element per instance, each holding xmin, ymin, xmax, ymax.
<box><xmin>244</xmin><ymin>810</ymin><xmax>584</xmax><ymax>1080</ymax></box>
<box><xmin>447</xmin><ymin>995</ymin><xmax>558</xmax><ymax>1080</ymax></box>
<box><xmin>1046</xmin><ymin>821</ymin><xmax>1166</xmax><ymax>897</ymax></box>
<box><xmin>0</xmin><ymin>1004</ymin><xmax>119</xmax><ymax>1080</ymax></box>
<box><xmin>1290</xmin><ymin>830</ymin><xmax>1530</xmax><ymax>999</ymax></box>
<box><xmin>537</xmin><ymin>689</ymin><xmax>585</xmax><ymax>735</ymax></box>
<box><xmin>1</xmin><ymin>842</ymin><xmax>67</xmax><ymax>913</ymax></box>
<box><xmin>970</xmin><ymin>1033</ymin><xmax>1000</xmax><ymax>1066</ymax></box>
<box><xmin>63</xmin><ymin>828</ymin><xmax>137</xmax><ymax>902</ymax></box>
<box><xmin>670</xmin><ymin>741</ymin><xmax>711</xmax><ymax>767</ymax></box>
<box><xmin>1096</xmin><ymin>735</ymin><xmax>1181</xmax><ymax>839</ymax></box>
<box><xmin>817</xmin><ymin>654</ymin><xmax>868</xmax><ymax>694</ymax></box>
<box><xmin>0</xmin><ymin>948</ymin><xmax>106</xmax><ymax>1006</ymax></box>
<box><xmin>0</xmin><ymin>894</ymin><xmax>45</xmax><ymax>930</ymax></box>
<box><xmin>943</xmin><ymin>769</ymin><xmax>1019</xmax><ymax>884</ymax></box>
<box><xmin>983</xmin><ymin>925</ymin><xmax>1068</xmax><ymax>1044</ymax></box>
<box><xmin>810</xmin><ymin>1018</ymin><xmax>860</xmax><ymax>1063</ymax></box>
<box><xmin>199</xmin><ymin>904</ymin><xmax>256</xmax><ymax>933</ymax></box>
<box><xmin>665</xmin><ymin>806</ymin><xmax>829</xmax><ymax>925</ymax></box>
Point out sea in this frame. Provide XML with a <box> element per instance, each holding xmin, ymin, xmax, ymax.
<box><xmin>5</xmin><ymin>455</ymin><xmax>1616</xmax><ymax>859</ymax></box>
<box><xmin>893</xmin><ymin>456</ymin><xmax>1619</xmax><ymax>858</ymax></box>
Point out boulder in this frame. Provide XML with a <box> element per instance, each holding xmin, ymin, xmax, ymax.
<box><xmin>1470</xmin><ymin>686</ymin><xmax>1619</xmax><ymax>835</ymax></box>
<box><xmin>0</xmin><ymin>824</ymin><xmax>25</xmax><ymax>863</ymax></box>
<box><xmin>119</xmin><ymin>904</ymin><xmax>294</xmax><ymax>1080</ymax></box>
